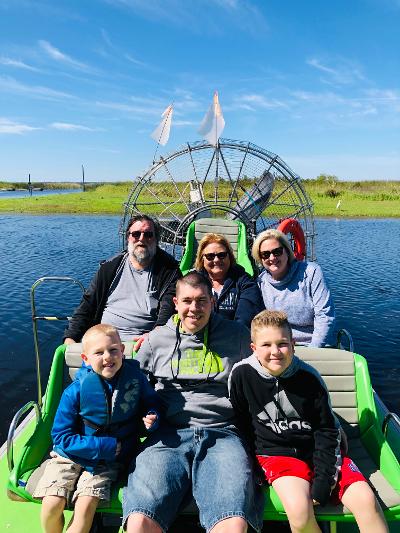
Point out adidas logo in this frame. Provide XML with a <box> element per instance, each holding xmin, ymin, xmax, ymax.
<box><xmin>258</xmin><ymin>418</ymin><xmax>312</xmax><ymax>434</ymax></box>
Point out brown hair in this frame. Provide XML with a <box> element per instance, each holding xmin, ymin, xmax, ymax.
<box><xmin>251</xmin><ymin>310</ymin><xmax>293</xmax><ymax>342</ymax></box>
<box><xmin>176</xmin><ymin>271</ymin><xmax>213</xmax><ymax>298</ymax></box>
<box><xmin>251</xmin><ymin>229</ymin><xmax>295</xmax><ymax>265</ymax></box>
<box><xmin>194</xmin><ymin>233</ymin><xmax>236</xmax><ymax>271</ymax></box>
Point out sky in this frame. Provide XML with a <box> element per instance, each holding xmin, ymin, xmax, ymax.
<box><xmin>0</xmin><ymin>0</ymin><xmax>399</xmax><ymax>182</ymax></box>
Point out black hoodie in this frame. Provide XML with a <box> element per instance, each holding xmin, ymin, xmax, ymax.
<box><xmin>229</xmin><ymin>354</ymin><xmax>341</xmax><ymax>506</ymax></box>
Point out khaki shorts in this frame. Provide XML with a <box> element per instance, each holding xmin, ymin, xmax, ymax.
<box><xmin>33</xmin><ymin>453</ymin><xmax>120</xmax><ymax>503</ymax></box>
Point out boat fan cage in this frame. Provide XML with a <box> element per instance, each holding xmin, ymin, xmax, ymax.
<box><xmin>119</xmin><ymin>138</ymin><xmax>315</xmax><ymax>261</ymax></box>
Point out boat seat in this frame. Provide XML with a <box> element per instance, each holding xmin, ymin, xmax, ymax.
<box><xmin>279</xmin><ymin>347</ymin><xmax>400</xmax><ymax>520</ymax></box>
<box><xmin>179</xmin><ymin>218</ymin><xmax>254</xmax><ymax>276</ymax></box>
<box><xmin>7</xmin><ymin>345</ymin><xmax>400</xmax><ymax>525</ymax></box>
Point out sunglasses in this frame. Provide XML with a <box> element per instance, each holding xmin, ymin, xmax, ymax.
<box><xmin>260</xmin><ymin>246</ymin><xmax>284</xmax><ymax>260</ymax></box>
<box><xmin>128</xmin><ymin>231</ymin><xmax>154</xmax><ymax>239</ymax></box>
<box><xmin>203</xmin><ymin>251</ymin><xmax>228</xmax><ymax>261</ymax></box>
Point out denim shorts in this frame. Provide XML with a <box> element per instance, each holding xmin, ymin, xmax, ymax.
<box><xmin>123</xmin><ymin>426</ymin><xmax>264</xmax><ymax>532</ymax></box>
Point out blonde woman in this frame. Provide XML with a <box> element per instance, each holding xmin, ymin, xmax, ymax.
<box><xmin>252</xmin><ymin>229</ymin><xmax>335</xmax><ymax>347</ymax></box>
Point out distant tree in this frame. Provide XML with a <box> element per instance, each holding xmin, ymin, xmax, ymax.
<box><xmin>315</xmin><ymin>174</ymin><xmax>339</xmax><ymax>185</ymax></box>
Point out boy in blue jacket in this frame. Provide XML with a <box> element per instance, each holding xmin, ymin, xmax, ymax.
<box><xmin>34</xmin><ymin>324</ymin><xmax>160</xmax><ymax>533</ymax></box>
<box><xmin>229</xmin><ymin>310</ymin><xmax>387</xmax><ymax>533</ymax></box>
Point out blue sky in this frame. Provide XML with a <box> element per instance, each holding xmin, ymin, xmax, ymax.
<box><xmin>0</xmin><ymin>0</ymin><xmax>399</xmax><ymax>182</ymax></box>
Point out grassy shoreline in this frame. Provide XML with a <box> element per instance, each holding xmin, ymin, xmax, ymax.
<box><xmin>0</xmin><ymin>180</ymin><xmax>399</xmax><ymax>217</ymax></box>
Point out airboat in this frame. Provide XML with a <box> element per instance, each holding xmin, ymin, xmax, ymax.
<box><xmin>1</xmin><ymin>139</ymin><xmax>399</xmax><ymax>532</ymax></box>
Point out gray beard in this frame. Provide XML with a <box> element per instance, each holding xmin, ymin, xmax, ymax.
<box><xmin>128</xmin><ymin>241</ymin><xmax>156</xmax><ymax>266</ymax></box>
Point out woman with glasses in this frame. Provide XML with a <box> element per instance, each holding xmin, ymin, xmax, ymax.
<box><xmin>194</xmin><ymin>233</ymin><xmax>264</xmax><ymax>329</ymax></box>
<box><xmin>252</xmin><ymin>229</ymin><xmax>335</xmax><ymax>347</ymax></box>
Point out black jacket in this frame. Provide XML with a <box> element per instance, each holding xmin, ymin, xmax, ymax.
<box><xmin>64</xmin><ymin>248</ymin><xmax>182</xmax><ymax>342</ymax></box>
<box><xmin>200</xmin><ymin>264</ymin><xmax>264</xmax><ymax>329</ymax></box>
<box><xmin>229</xmin><ymin>354</ymin><xmax>341</xmax><ymax>505</ymax></box>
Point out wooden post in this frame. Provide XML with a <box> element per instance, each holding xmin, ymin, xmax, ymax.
<box><xmin>82</xmin><ymin>164</ymin><xmax>85</xmax><ymax>192</ymax></box>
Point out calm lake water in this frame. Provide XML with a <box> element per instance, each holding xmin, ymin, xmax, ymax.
<box><xmin>0</xmin><ymin>215</ymin><xmax>399</xmax><ymax>442</ymax></box>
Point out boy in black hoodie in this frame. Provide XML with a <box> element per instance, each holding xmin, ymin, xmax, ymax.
<box><xmin>229</xmin><ymin>310</ymin><xmax>387</xmax><ymax>533</ymax></box>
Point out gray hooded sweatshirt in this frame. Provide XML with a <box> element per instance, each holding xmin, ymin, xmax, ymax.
<box><xmin>136</xmin><ymin>313</ymin><xmax>251</xmax><ymax>428</ymax></box>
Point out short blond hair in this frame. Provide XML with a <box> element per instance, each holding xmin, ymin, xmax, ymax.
<box><xmin>82</xmin><ymin>324</ymin><xmax>121</xmax><ymax>352</ymax></box>
<box><xmin>251</xmin><ymin>229</ymin><xmax>295</xmax><ymax>265</ymax></box>
<box><xmin>194</xmin><ymin>233</ymin><xmax>236</xmax><ymax>271</ymax></box>
<box><xmin>251</xmin><ymin>310</ymin><xmax>292</xmax><ymax>342</ymax></box>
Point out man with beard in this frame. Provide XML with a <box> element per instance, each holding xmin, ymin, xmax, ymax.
<box><xmin>64</xmin><ymin>215</ymin><xmax>182</xmax><ymax>349</ymax></box>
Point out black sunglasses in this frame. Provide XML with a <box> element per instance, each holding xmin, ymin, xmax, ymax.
<box><xmin>260</xmin><ymin>246</ymin><xmax>284</xmax><ymax>260</ymax></box>
<box><xmin>128</xmin><ymin>231</ymin><xmax>154</xmax><ymax>239</ymax></box>
<box><xmin>203</xmin><ymin>251</ymin><xmax>228</xmax><ymax>261</ymax></box>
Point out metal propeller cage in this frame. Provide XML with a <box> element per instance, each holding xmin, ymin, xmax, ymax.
<box><xmin>120</xmin><ymin>139</ymin><xmax>315</xmax><ymax>261</ymax></box>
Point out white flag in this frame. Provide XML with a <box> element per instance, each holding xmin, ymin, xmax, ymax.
<box><xmin>198</xmin><ymin>91</ymin><xmax>225</xmax><ymax>146</ymax></box>
<box><xmin>151</xmin><ymin>104</ymin><xmax>173</xmax><ymax>146</ymax></box>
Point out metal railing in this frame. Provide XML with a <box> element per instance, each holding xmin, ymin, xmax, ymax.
<box><xmin>31</xmin><ymin>276</ymin><xmax>84</xmax><ymax>407</ymax></box>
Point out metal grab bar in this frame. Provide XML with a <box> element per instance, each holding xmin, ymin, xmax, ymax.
<box><xmin>382</xmin><ymin>412</ymin><xmax>400</xmax><ymax>437</ymax></box>
<box><xmin>7</xmin><ymin>401</ymin><xmax>41</xmax><ymax>472</ymax></box>
<box><xmin>31</xmin><ymin>276</ymin><xmax>85</xmax><ymax>407</ymax></box>
<box><xmin>336</xmin><ymin>328</ymin><xmax>354</xmax><ymax>352</ymax></box>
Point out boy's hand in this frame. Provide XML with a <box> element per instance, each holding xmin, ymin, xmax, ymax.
<box><xmin>142</xmin><ymin>411</ymin><xmax>158</xmax><ymax>430</ymax></box>
<box><xmin>115</xmin><ymin>441</ymin><xmax>122</xmax><ymax>457</ymax></box>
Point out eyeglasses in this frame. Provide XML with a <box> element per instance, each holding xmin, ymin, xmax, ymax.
<box><xmin>203</xmin><ymin>251</ymin><xmax>228</xmax><ymax>261</ymax></box>
<box><xmin>259</xmin><ymin>246</ymin><xmax>284</xmax><ymax>260</ymax></box>
<box><xmin>128</xmin><ymin>231</ymin><xmax>154</xmax><ymax>239</ymax></box>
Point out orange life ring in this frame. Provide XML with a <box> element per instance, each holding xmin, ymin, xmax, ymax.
<box><xmin>277</xmin><ymin>218</ymin><xmax>306</xmax><ymax>261</ymax></box>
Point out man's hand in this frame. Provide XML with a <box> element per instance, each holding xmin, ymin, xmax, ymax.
<box><xmin>133</xmin><ymin>333</ymin><xmax>149</xmax><ymax>352</ymax></box>
<box><xmin>64</xmin><ymin>337</ymin><xmax>76</xmax><ymax>345</ymax></box>
<box><xmin>142</xmin><ymin>411</ymin><xmax>158</xmax><ymax>430</ymax></box>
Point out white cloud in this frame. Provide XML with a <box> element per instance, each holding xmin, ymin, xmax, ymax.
<box><xmin>104</xmin><ymin>0</ymin><xmax>268</xmax><ymax>35</ymax></box>
<box><xmin>307</xmin><ymin>57</ymin><xmax>365</xmax><ymax>85</ymax></box>
<box><xmin>307</xmin><ymin>58</ymin><xmax>338</xmax><ymax>76</ymax></box>
<box><xmin>38</xmin><ymin>40</ymin><xmax>94</xmax><ymax>72</ymax></box>
<box><xmin>291</xmin><ymin>88</ymin><xmax>400</xmax><ymax>119</ymax></box>
<box><xmin>96</xmin><ymin>99</ymin><xmax>160</xmax><ymax>116</ymax></box>
<box><xmin>0</xmin><ymin>118</ymin><xmax>39</xmax><ymax>134</ymax></box>
<box><xmin>0</xmin><ymin>76</ymin><xmax>74</xmax><ymax>100</ymax></box>
<box><xmin>100</xmin><ymin>28</ymin><xmax>114</xmax><ymax>48</ymax></box>
<box><xmin>98</xmin><ymin>27</ymin><xmax>159</xmax><ymax>71</ymax></box>
<box><xmin>364</xmin><ymin>89</ymin><xmax>400</xmax><ymax>112</ymax></box>
<box><xmin>292</xmin><ymin>90</ymin><xmax>345</xmax><ymax>105</ymax></box>
<box><xmin>50</xmin><ymin>122</ymin><xmax>104</xmax><ymax>132</ymax></box>
<box><xmin>233</xmin><ymin>93</ymin><xmax>289</xmax><ymax>111</ymax></box>
<box><xmin>124</xmin><ymin>53</ymin><xmax>148</xmax><ymax>68</ymax></box>
<box><xmin>0</xmin><ymin>56</ymin><xmax>40</xmax><ymax>71</ymax></box>
<box><xmin>0</xmin><ymin>75</ymin><xmax>75</xmax><ymax>100</ymax></box>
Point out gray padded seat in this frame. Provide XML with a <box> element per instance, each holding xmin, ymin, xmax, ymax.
<box><xmin>294</xmin><ymin>346</ymin><xmax>400</xmax><ymax>515</ymax></box>
<box><xmin>192</xmin><ymin>218</ymin><xmax>240</xmax><ymax>258</ymax></box>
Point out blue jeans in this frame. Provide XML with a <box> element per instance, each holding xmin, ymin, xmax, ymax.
<box><xmin>123</xmin><ymin>426</ymin><xmax>264</xmax><ymax>532</ymax></box>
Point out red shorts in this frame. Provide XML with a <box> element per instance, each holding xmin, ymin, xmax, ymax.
<box><xmin>257</xmin><ymin>455</ymin><xmax>366</xmax><ymax>503</ymax></box>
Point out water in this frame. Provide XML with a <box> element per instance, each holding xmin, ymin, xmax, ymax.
<box><xmin>0</xmin><ymin>215</ymin><xmax>399</xmax><ymax>442</ymax></box>
<box><xmin>0</xmin><ymin>189</ymin><xmax>79</xmax><ymax>199</ymax></box>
